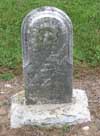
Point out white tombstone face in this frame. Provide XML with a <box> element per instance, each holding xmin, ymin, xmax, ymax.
<box><xmin>22</xmin><ymin>7</ymin><xmax>73</xmax><ymax>104</ymax></box>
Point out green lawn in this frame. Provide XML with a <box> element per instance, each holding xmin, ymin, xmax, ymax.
<box><xmin>0</xmin><ymin>0</ymin><xmax>100</xmax><ymax>71</ymax></box>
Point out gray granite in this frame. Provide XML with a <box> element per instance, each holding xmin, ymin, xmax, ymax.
<box><xmin>11</xmin><ymin>89</ymin><xmax>91</xmax><ymax>128</ymax></box>
<box><xmin>21</xmin><ymin>7</ymin><xmax>73</xmax><ymax>104</ymax></box>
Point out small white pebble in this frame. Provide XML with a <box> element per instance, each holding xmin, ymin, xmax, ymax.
<box><xmin>0</xmin><ymin>92</ymin><xmax>5</xmax><ymax>94</ymax></box>
<box><xmin>5</xmin><ymin>84</ymin><xmax>12</xmax><ymax>88</ymax></box>
<box><xmin>82</xmin><ymin>126</ymin><xmax>89</xmax><ymax>131</ymax></box>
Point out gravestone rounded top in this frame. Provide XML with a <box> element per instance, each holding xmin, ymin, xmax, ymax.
<box><xmin>22</xmin><ymin>7</ymin><xmax>73</xmax><ymax>104</ymax></box>
<box><xmin>22</xmin><ymin>6</ymin><xmax>73</xmax><ymax>65</ymax></box>
<box><xmin>22</xmin><ymin>6</ymin><xmax>72</xmax><ymax>31</ymax></box>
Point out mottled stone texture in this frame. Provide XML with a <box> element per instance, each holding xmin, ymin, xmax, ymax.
<box><xmin>22</xmin><ymin>7</ymin><xmax>73</xmax><ymax>104</ymax></box>
<box><xmin>11</xmin><ymin>89</ymin><xmax>91</xmax><ymax>128</ymax></box>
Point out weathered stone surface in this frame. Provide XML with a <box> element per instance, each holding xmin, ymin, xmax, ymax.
<box><xmin>22</xmin><ymin>7</ymin><xmax>73</xmax><ymax>104</ymax></box>
<box><xmin>10</xmin><ymin>89</ymin><xmax>91</xmax><ymax>128</ymax></box>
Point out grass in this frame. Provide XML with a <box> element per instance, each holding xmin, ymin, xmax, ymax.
<box><xmin>0</xmin><ymin>0</ymin><xmax>100</xmax><ymax>72</ymax></box>
<box><xmin>0</xmin><ymin>72</ymin><xmax>14</xmax><ymax>80</ymax></box>
<box><xmin>62</xmin><ymin>124</ymin><xmax>70</xmax><ymax>136</ymax></box>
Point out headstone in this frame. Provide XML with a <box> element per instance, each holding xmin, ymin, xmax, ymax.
<box><xmin>11</xmin><ymin>7</ymin><xmax>91</xmax><ymax>128</ymax></box>
<box><xmin>22</xmin><ymin>6</ymin><xmax>73</xmax><ymax>104</ymax></box>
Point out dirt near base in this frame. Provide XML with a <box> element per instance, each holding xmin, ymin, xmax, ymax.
<box><xmin>0</xmin><ymin>66</ymin><xmax>100</xmax><ymax>136</ymax></box>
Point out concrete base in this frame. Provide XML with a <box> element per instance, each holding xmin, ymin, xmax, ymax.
<box><xmin>10</xmin><ymin>89</ymin><xmax>91</xmax><ymax>128</ymax></box>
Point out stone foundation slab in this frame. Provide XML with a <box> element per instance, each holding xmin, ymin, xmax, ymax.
<box><xmin>10</xmin><ymin>89</ymin><xmax>91</xmax><ymax>128</ymax></box>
